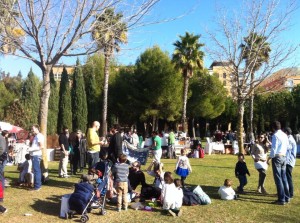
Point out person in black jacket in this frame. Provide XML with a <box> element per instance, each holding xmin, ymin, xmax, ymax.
<box><xmin>108</xmin><ymin>124</ymin><xmax>123</xmax><ymax>164</ymax></box>
<box><xmin>235</xmin><ymin>153</ymin><xmax>250</xmax><ymax>193</ymax></box>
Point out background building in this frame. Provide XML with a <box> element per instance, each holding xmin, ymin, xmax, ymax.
<box><xmin>208</xmin><ymin>61</ymin><xmax>236</xmax><ymax>97</ymax></box>
<box><xmin>259</xmin><ymin>67</ymin><xmax>300</xmax><ymax>92</ymax></box>
<box><xmin>52</xmin><ymin>65</ymin><xmax>74</xmax><ymax>81</ymax></box>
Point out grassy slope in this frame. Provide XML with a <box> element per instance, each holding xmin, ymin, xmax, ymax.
<box><xmin>2</xmin><ymin>154</ymin><xmax>300</xmax><ymax>223</ymax></box>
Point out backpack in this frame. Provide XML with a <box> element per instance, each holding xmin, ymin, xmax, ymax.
<box><xmin>199</xmin><ymin>148</ymin><xmax>205</xmax><ymax>159</ymax></box>
<box><xmin>182</xmin><ymin>188</ymin><xmax>201</xmax><ymax>206</ymax></box>
<box><xmin>193</xmin><ymin>185</ymin><xmax>211</xmax><ymax>205</ymax></box>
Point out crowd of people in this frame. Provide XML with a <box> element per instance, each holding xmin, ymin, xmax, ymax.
<box><xmin>219</xmin><ymin>121</ymin><xmax>297</xmax><ymax>205</ymax></box>
<box><xmin>0</xmin><ymin>119</ymin><xmax>298</xmax><ymax>218</ymax></box>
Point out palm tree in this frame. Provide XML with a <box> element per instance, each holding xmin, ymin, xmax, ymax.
<box><xmin>172</xmin><ymin>32</ymin><xmax>204</xmax><ymax>133</ymax></box>
<box><xmin>241</xmin><ymin>32</ymin><xmax>271</xmax><ymax>141</ymax></box>
<box><xmin>93</xmin><ymin>8</ymin><xmax>127</xmax><ymax>136</ymax></box>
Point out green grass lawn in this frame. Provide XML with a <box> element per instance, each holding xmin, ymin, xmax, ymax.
<box><xmin>2</xmin><ymin>154</ymin><xmax>300</xmax><ymax>223</ymax></box>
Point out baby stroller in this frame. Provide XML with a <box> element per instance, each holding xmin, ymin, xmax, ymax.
<box><xmin>67</xmin><ymin>163</ymin><xmax>111</xmax><ymax>223</ymax></box>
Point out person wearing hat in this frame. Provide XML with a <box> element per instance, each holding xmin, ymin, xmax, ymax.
<box><xmin>284</xmin><ymin>127</ymin><xmax>297</xmax><ymax>199</ymax></box>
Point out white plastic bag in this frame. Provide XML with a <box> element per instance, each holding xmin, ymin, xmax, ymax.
<box><xmin>60</xmin><ymin>194</ymin><xmax>71</xmax><ymax>218</ymax></box>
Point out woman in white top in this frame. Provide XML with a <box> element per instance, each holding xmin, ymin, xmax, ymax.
<box><xmin>175</xmin><ymin>148</ymin><xmax>192</xmax><ymax>187</ymax></box>
<box><xmin>251</xmin><ymin>134</ymin><xmax>270</xmax><ymax>194</ymax></box>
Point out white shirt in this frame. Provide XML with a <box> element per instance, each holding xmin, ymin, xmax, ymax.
<box><xmin>132</xmin><ymin>133</ymin><xmax>139</xmax><ymax>147</ymax></box>
<box><xmin>161</xmin><ymin>183</ymin><xmax>176</xmax><ymax>209</ymax></box>
<box><xmin>175</xmin><ymin>155</ymin><xmax>192</xmax><ymax>171</ymax></box>
<box><xmin>218</xmin><ymin>186</ymin><xmax>236</xmax><ymax>200</ymax></box>
<box><xmin>174</xmin><ymin>187</ymin><xmax>183</xmax><ymax>209</ymax></box>
<box><xmin>29</xmin><ymin>133</ymin><xmax>44</xmax><ymax>156</ymax></box>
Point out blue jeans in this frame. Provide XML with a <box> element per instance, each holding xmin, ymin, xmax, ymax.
<box><xmin>32</xmin><ymin>155</ymin><xmax>42</xmax><ymax>189</ymax></box>
<box><xmin>286</xmin><ymin>164</ymin><xmax>294</xmax><ymax>198</ymax></box>
<box><xmin>272</xmin><ymin>156</ymin><xmax>289</xmax><ymax>202</ymax></box>
<box><xmin>87</xmin><ymin>152</ymin><xmax>99</xmax><ymax>169</ymax></box>
<box><xmin>238</xmin><ymin>175</ymin><xmax>247</xmax><ymax>191</ymax></box>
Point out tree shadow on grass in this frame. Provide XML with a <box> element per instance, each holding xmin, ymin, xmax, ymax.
<box><xmin>191</xmin><ymin>165</ymin><xmax>233</xmax><ymax>169</ymax></box>
<box><xmin>30</xmin><ymin>195</ymin><xmax>62</xmax><ymax>217</ymax></box>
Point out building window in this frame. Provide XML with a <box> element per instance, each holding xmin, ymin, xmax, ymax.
<box><xmin>223</xmin><ymin>73</ymin><xmax>226</xmax><ymax>78</ymax></box>
<box><xmin>214</xmin><ymin>73</ymin><xmax>219</xmax><ymax>78</ymax></box>
<box><xmin>54</xmin><ymin>73</ymin><xmax>61</xmax><ymax>81</ymax></box>
<box><xmin>223</xmin><ymin>80</ymin><xmax>226</xmax><ymax>86</ymax></box>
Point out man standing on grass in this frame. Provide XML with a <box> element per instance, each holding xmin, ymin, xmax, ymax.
<box><xmin>152</xmin><ymin>131</ymin><xmax>162</xmax><ymax>163</ymax></box>
<box><xmin>28</xmin><ymin>124</ymin><xmax>44</xmax><ymax>191</ymax></box>
<box><xmin>86</xmin><ymin>121</ymin><xmax>102</xmax><ymax>169</ymax></box>
<box><xmin>267</xmin><ymin>121</ymin><xmax>289</xmax><ymax>205</ymax></box>
<box><xmin>58</xmin><ymin>127</ymin><xmax>70</xmax><ymax>178</ymax></box>
<box><xmin>168</xmin><ymin>129</ymin><xmax>176</xmax><ymax>159</ymax></box>
<box><xmin>284</xmin><ymin>127</ymin><xmax>297</xmax><ymax>199</ymax></box>
<box><xmin>108</xmin><ymin>124</ymin><xmax>123</xmax><ymax>164</ymax></box>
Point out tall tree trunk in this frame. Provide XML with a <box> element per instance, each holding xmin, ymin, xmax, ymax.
<box><xmin>102</xmin><ymin>49</ymin><xmax>111</xmax><ymax>137</ymax></box>
<box><xmin>39</xmin><ymin>65</ymin><xmax>51</xmax><ymax>173</ymax></box>
<box><xmin>249</xmin><ymin>72</ymin><xmax>255</xmax><ymax>143</ymax></box>
<box><xmin>237</xmin><ymin>97</ymin><xmax>245</xmax><ymax>153</ymax></box>
<box><xmin>192</xmin><ymin>117</ymin><xmax>195</xmax><ymax>138</ymax></box>
<box><xmin>182</xmin><ymin>76</ymin><xmax>189</xmax><ymax>133</ymax></box>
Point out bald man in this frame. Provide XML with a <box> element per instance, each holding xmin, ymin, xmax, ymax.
<box><xmin>86</xmin><ymin>121</ymin><xmax>103</xmax><ymax>168</ymax></box>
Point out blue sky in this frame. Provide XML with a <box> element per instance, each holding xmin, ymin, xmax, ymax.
<box><xmin>0</xmin><ymin>0</ymin><xmax>299</xmax><ymax>77</ymax></box>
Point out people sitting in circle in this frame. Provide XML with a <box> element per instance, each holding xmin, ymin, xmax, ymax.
<box><xmin>140</xmin><ymin>161</ymin><xmax>164</xmax><ymax>201</ymax></box>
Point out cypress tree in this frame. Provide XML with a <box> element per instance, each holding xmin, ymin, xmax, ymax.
<box><xmin>22</xmin><ymin>68</ymin><xmax>41</xmax><ymax>129</ymax></box>
<box><xmin>83</xmin><ymin>55</ymin><xmax>102</xmax><ymax>126</ymax></box>
<box><xmin>72</xmin><ymin>59</ymin><xmax>88</xmax><ymax>133</ymax></box>
<box><xmin>47</xmin><ymin>70</ymin><xmax>59</xmax><ymax>135</ymax></box>
<box><xmin>57</xmin><ymin>67</ymin><xmax>72</xmax><ymax>133</ymax></box>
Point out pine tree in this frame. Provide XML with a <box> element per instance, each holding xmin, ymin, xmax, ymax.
<box><xmin>72</xmin><ymin>59</ymin><xmax>88</xmax><ymax>133</ymax></box>
<box><xmin>47</xmin><ymin>70</ymin><xmax>59</xmax><ymax>135</ymax></box>
<box><xmin>82</xmin><ymin>55</ymin><xmax>103</xmax><ymax>126</ymax></box>
<box><xmin>22</xmin><ymin>68</ymin><xmax>41</xmax><ymax>129</ymax></box>
<box><xmin>57</xmin><ymin>67</ymin><xmax>72</xmax><ymax>133</ymax></box>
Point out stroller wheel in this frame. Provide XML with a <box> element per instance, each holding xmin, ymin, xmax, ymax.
<box><xmin>101</xmin><ymin>209</ymin><xmax>107</xmax><ymax>215</ymax></box>
<box><xmin>80</xmin><ymin>214</ymin><xmax>89</xmax><ymax>223</ymax></box>
<box><xmin>68</xmin><ymin>211</ymin><xmax>74</xmax><ymax>219</ymax></box>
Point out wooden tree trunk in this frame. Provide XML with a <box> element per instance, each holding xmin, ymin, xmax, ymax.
<box><xmin>101</xmin><ymin>50</ymin><xmax>111</xmax><ymax>137</ymax></box>
<box><xmin>182</xmin><ymin>76</ymin><xmax>189</xmax><ymax>133</ymax></box>
<box><xmin>249</xmin><ymin>72</ymin><xmax>255</xmax><ymax>143</ymax></box>
<box><xmin>249</xmin><ymin>92</ymin><xmax>255</xmax><ymax>142</ymax></box>
<box><xmin>192</xmin><ymin>117</ymin><xmax>195</xmax><ymax>138</ymax></box>
<box><xmin>39</xmin><ymin>65</ymin><xmax>52</xmax><ymax>172</ymax></box>
<box><xmin>237</xmin><ymin>97</ymin><xmax>245</xmax><ymax>154</ymax></box>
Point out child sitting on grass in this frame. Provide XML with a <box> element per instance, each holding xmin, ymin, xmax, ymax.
<box><xmin>218</xmin><ymin>179</ymin><xmax>238</xmax><ymax>200</ymax></box>
<box><xmin>18</xmin><ymin>154</ymin><xmax>33</xmax><ymax>187</ymax></box>
<box><xmin>173</xmin><ymin>179</ymin><xmax>183</xmax><ymax>216</ymax></box>
<box><xmin>161</xmin><ymin>172</ymin><xmax>183</xmax><ymax>217</ymax></box>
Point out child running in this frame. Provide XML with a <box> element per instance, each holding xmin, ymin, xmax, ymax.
<box><xmin>235</xmin><ymin>153</ymin><xmax>250</xmax><ymax>193</ymax></box>
<box><xmin>218</xmin><ymin>179</ymin><xmax>238</xmax><ymax>200</ymax></box>
<box><xmin>175</xmin><ymin>148</ymin><xmax>192</xmax><ymax>187</ymax></box>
